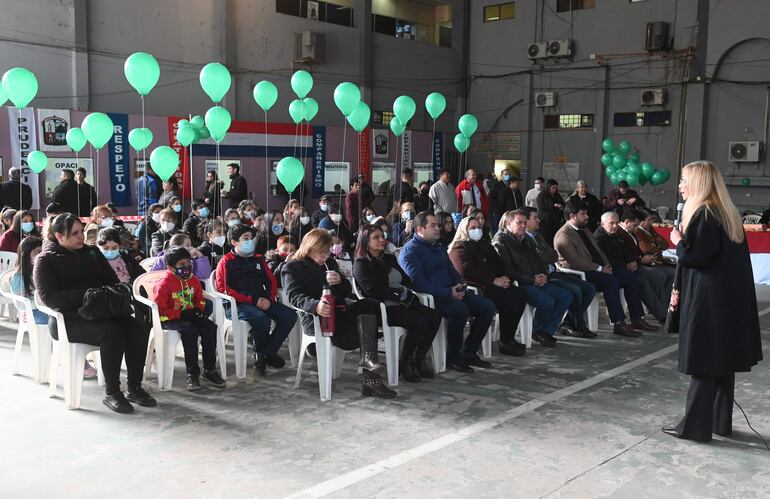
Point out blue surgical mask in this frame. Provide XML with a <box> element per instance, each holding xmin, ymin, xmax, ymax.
<box><xmin>228</xmin><ymin>219</ymin><xmax>241</xmax><ymax>228</ymax></box>
<box><xmin>366</xmin><ymin>214</ymin><xmax>376</xmax><ymax>223</ymax></box>
<box><xmin>320</xmin><ymin>203</ymin><xmax>329</xmax><ymax>212</ymax></box>
<box><xmin>402</xmin><ymin>211</ymin><xmax>414</xmax><ymax>222</ymax></box>
<box><xmin>503</xmin><ymin>175</ymin><xmax>511</xmax><ymax>183</ymax></box>
<box><xmin>199</xmin><ymin>207</ymin><xmax>210</xmax><ymax>218</ymax></box>
<box><xmin>172</xmin><ymin>204</ymin><xmax>182</xmax><ymax>213</ymax></box>
<box><xmin>238</xmin><ymin>239</ymin><xmax>256</xmax><ymax>256</ymax></box>
<box><xmin>271</xmin><ymin>223</ymin><xmax>284</xmax><ymax>235</ymax></box>
<box><xmin>101</xmin><ymin>249</ymin><xmax>120</xmax><ymax>260</ymax></box>
<box><xmin>21</xmin><ymin>222</ymin><xmax>34</xmax><ymax>234</ymax></box>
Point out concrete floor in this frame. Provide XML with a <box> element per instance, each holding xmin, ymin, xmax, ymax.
<box><xmin>2</xmin><ymin>288</ymin><xmax>769</xmax><ymax>499</ymax></box>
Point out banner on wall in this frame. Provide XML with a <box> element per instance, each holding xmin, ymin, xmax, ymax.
<box><xmin>311</xmin><ymin>126</ymin><xmax>326</xmax><ymax>198</ymax></box>
<box><xmin>37</xmin><ymin>109</ymin><xmax>71</xmax><ymax>152</ymax></box>
<box><xmin>372</xmin><ymin>128</ymin><xmax>389</xmax><ymax>159</ymax></box>
<box><xmin>167</xmin><ymin>117</ymin><xmax>191</xmax><ymax>200</ymax></box>
<box><xmin>106</xmin><ymin>113</ymin><xmax>131</xmax><ymax>207</ymax></box>
<box><xmin>44</xmin><ymin>157</ymin><xmax>93</xmax><ymax>200</ymax></box>
<box><xmin>401</xmin><ymin>130</ymin><xmax>412</xmax><ymax>171</ymax></box>
<box><xmin>358</xmin><ymin>127</ymin><xmax>370</xmax><ymax>181</ymax></box>
<box><xmin>7</xmin><ymin>107</ymin><xmax>41</xmax><ymax>209</ymax></box>
<box><xmin>432</xmin><ymin>133</ymin><xmax>444</xmax><ymax>180</ymax></box>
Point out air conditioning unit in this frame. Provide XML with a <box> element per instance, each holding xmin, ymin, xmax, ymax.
<box><xmin>527</xmin><ymin>42</ymin><xmax>547</xmax><ymax>60</ymax></box>
<box><xmin>547</xmin><ymin>39</ymin><xmax>573</xmax><ymax>58</ymax></box>
<box><xmin>645</xmin><ymin>22</ymin><xmax>669</xmax><ymax>51</ymax></box>
<box><xmin>729</xmin><ymin>141</ymin><xmax>761</xmax><ymax>162</ymax></box>
<box><xmin>535</xmin><ymin>92</ymin><xmax>557</xmax><ymax>108</ymax></box>
<box><xmin>640</xmin><ymin>88</ymin><xmax>666</xmax><ymax>106</ymax></box>
<box><xmin>294</xmin><ymin>31</ymin><xmax>326</xmax><ymax>62</ymax></box>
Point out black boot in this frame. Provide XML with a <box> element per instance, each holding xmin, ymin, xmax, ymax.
<box><xmin>361</xmin><ymin>371</ymin><xmax>397</xmax><ymax>398</ymax></box>
<box><xmin>414</xmin><ymin>344</ymin><xmax>435</xmax><ymax>379</ymax></box>
<box><xmin>400</xmin><ymin>358</ymin><xmax>421</xmax><ymax>382</ymax></box>
<box><xmin>357</xmin><ymin>314</ymin><xmax>383</xmax><ymax>372</ymax></box>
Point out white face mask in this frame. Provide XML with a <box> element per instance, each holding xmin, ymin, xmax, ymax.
<box><xmin>330</xmin><ymin>214</ymin><xmax>342</xmax><ymax>223</ymax></box>
<box><xmin>535</xmin><ymin>183</ymin><xmax>542</xmax><ymax>191</ymax></box>
<box><xmin>100</xmin><ymin>217</ymin><xmax>114</xmax><ymax>228</ymax></box>
<box><xmin>468</xmin><ymin>228</ymin><xmax>483</xmax><ymax>241</ymax></box>
<box><xmin>212</xmin><ymin>235</ymin><xmax>226</xmax><ymax>247</ymax></box>
<box><xmin>160</xmin><ymin>221</ymin><xmax>175</xmax><ymax>233</ymax></box>
<box><xmin>300</xmin><ymin>216</ymin><xmax>310</xmax><ymax>225</ymax></box>
<box><xmin>151</xmin><ymin>213</ymin><xmax>161</xmax><ymax>223</ymax></box>
<box><xmin>244</xmin><ymin>210</ymin><xmax>255</xmax><ymax>220</ymax></box>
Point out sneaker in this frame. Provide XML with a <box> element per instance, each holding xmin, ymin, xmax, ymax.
<box><xmin>103</xmin><ymin>391</ymin><xmax>134</xmax><ymax>414</ymax></box>
<box><xmin>83</xmin><ymin>360</ymin><xmax>97</xmax><ymax>380</ymax></box>
<box><xmin>186</xmin><ymin>374</ymin><xmax>201</xmax><ymax>391</ymax></box>
<box><xmin>126</xmin><ymin>386</ymin><xmax>157</xmax><ymax>407</ymax></box>
<box><xmin>201</xmin><ymin>369</ymin><xmax>227</xmax><ymax>388</ymax></box>
<box><xmin>465</xmin><ymin>353</ymin><xmax>492</xmax><ymax>369</ymax></box>
<box><xmin>266</xmin><ymin>353</ymin><xmax>285</xmax><ymax>369</ymax></box>
<box><xmin>533</xmin><ymin>330</ymin><xmax>557</xmax><ymax>347</ymax></box>
<box><xmin>254</xmin><ymin>354</ymin><xmax>268</xmax><ymax>376</ymax></box>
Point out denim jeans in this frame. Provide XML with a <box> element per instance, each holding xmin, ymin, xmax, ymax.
<box><xmin>521</xmin><ymin>283</ymin><xmax>572</xmax><ymax>335</ymax></box>
<box><xmin>226</xmin><ymin>301</ymin><xmax>297</xmax><ymax>356</ymax></box>
<box><xmin>433</xmin><ymin>290</ymin><xmax>496</xmax><ymax>362</ymax></box>
<box><xmin>548</xmin><ymin>273</ymin><xmax>597</xmax><ymax>329</ymax></box>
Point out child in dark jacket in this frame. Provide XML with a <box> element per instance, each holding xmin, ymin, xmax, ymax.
<box><xmin>153</xmin><ymin>246</ymin><xmax>226</xmax><ymax>391</ymax></box>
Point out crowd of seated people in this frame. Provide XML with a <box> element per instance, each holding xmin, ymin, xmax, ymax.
<box><xmin>8</xmin><ymin>165</ymin><xmax>686</xmax><ymax>413</ymax></box>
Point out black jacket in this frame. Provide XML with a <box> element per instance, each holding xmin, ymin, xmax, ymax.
<box><xmin>0</xmin><ymin>180</ymin><xmax>32</xmax><ymax>211</ymax></box>
<box><xmin>310</xmin><ymin>208</ymin><xmax>327</xmax><ymax>228</ymax></box>
<box><xmin>151</xmin><ymin>228</ymin><xmax>181</xmax><ymax>256</ymax></box>
<box><xmin>51</xmin><ymin>179</ymin><xmax>79</xmax><ymax>214</ymax></box>
<box><xmin>593</xmin><ymin>227</ymin><xmax>635</xmax><ymax>269</ymax></box>
<box><xmin>492</xmin><ymin>230</ymin><xmax>547</xmax><ymax>285</ymax></box>
<box><xmin>182</xmin><ymin>214</ymin><xmax>206</xmax><ymax>246</ymax></box>
<box><xmin>488</xmin><ymin>180</ymin><xmax>515</xmax><ymax>217</ymax></box>
<box><xmin>282</xmin><ymin>256</ymin><xmax>350</xmax><ymax>332</ymax></box>
<box><xmin>34</xmin><ymin>240</ymin><xmax>118</xmax><ymax>315</ymax></box>
<box><xmin>387</xmin><ymin>180</ymin><xmax>415</xmax><ymax>211</ymax></box>
<box><xmin>536</xmin><ymin>191</ymin><xmax>565</xmax><ymax>225</ymax></box>
<box><xmin>76</xmin><ymin>182</ymin><xmax>98</xmax><ymax>216</ymax></box>
<box><xmin>448</xmin><ymin>240</ymin><xmax>504</xmax><ymax>290</ymax></box>
<box><xmin>114</xmin><ymin>251</ymin><xmax>146</xmax><ymax>283</ymax></box>
<box><xmin>289</xmin><ymin>221</ymin><xmax>313</xmax><ymax>243</ymax></box>
<box><xmin>224</xmin><ymin>174</ymin><xmax>248</xmax><ymax>209</ymax></box>
<box><xmin>352</xmin><ymin>253</ymin><xmax>412</xmax><ymax>303</ymax></box>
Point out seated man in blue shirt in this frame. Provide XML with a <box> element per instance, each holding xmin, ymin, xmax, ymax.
<box><xmin>398</xmin><ymin>211</ymin><xmax>496</xmax><ymax>373</ymax></box>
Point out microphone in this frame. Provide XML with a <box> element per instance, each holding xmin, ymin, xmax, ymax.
<box><xmin>674</xmin><ymin>202</ymin><xmax>684</xmax><ymax>226</ymax></box>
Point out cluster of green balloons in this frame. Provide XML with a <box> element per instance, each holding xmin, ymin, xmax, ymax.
<box><xmin>454</xmin><ymin>114</ymin><xmax>478</xmax><ymax>153</ymax></box>
<box><xmin>149</xmin><ymin>146</ymin><xmax>180</xmax><ymax>182</ymax></box>
<box><xmin>174</xmin><ymin>115</ymin><xmax>210</xmax><ymax>147</ymax></box>
<box><xmin>601</xmin><ymin>138</ymin><xmax>671</xmax><ymax>186</ymax></box>
<box><xmin>389</xmin><ymin>95</ymin><xmax>416</xmax><ymax>138</ymax></box>
<box><xmin>288</xmin><ymin>97</ymin><xmax>319</xmax><ymax>124</ymax></box>
<box><xmin>1</xmin><ymin>67</ymin><xmax>38</xmax><ymax>108</ymax></box>
<box><xmin>276</xmin><ymin>156</ymin><xmax>304</xmax><ymax>193</ymax></box>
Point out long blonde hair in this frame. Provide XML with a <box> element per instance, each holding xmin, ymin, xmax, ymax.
<box><xmin>293</xmin><ymin>228</ymin><xmax>332</xmax><ymax>260</ymax></box>
<box><xmin>681</xmin><ymin>161</ymin><xmax>744</xmax><ymax>243</ymax></box>
<box><xmin>448</xmin><ymin>216</ymin><xmax>478</xmax><ymax>251</ymax></box>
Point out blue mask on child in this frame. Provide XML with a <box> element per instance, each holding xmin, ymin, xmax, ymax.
<box><xmin>172</xmin><ymin>205</ymin><xmax>182</xmax><ymax>213</ymax></box>
<box><xmin>199</xmin><ymin>207</ymin><xmax>210</xmax><ymax>218</ymax></box>
<box><xmin>239</xmin><ymin>239</ymin><xmax>256</xmax><ymax>256</ymax></box>
<box><xmin>271</xmin><ymin>223</ymin><xmax>284</xmax><ymax>235</ymax></box>
<box><xmin>228</xmin><ymin>219</ymin><xmax>241</xmax><ymax>228</ymax></box>
<box><xmin>101</xmin><ymin>249</ymin><xmax>120</xmax><ymax>260</ymax></box>
<box><xmin>21</xmin><ymin>222</ymin><xmax>34</xmax><ymax>234</ymax></box>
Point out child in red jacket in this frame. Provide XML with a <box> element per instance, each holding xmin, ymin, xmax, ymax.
<box><xmin>154</xmin><ymin>246</ymin><xmax>226</xmax><ymax>391</ymax></box>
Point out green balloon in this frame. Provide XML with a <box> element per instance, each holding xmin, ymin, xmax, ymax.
<box><xmin>610</xmin><ymin>172</ymin><xmax>620</xmax><ymax>185</ymax></box>
<box><xmin>205</xmin><ymin>106</ymin><xmax>231</xmax><ymax>143</ymax></box>
<box><xmin>458</xmin><ymin>114</ymin><xmax>478</xmax><ymax>138</ymax></box>
<box><xmin>176</xmin><ymin>126</ymin><xmax>196</xmax><ymax>147</ymax></box>
<box><xmin>641</xmin><ymin>162</ymin><xmax>655</xmax><ymax>178</ymax></box>
<box><xmin>303</xmin><ymin>97</ymin><xmax>319</xmax><ymax>122</ymax></box>
<box><xmin>618</xmin><ymin>140</ymin><xmax>632</xmax><ymax>155</ymax></box>
<box><xmin>454</xmin><ymin>133</ymin><xmax>470</xmax><ymax>153</ymax></box>
<box><xmin>81</xmin><ymin>112</ymin><xmax>114</xmax><ymax>150</ymax></box>
<box><xmin>627</xmin><ymin>162</ymin><xmax>641</xmax><ymax>175</ymax></box>
<box><xmin>742</xmin><ymin>177</ymin><xmax>751</xmax><ymax>187</ymax></box>
<box><xmin>617</xmin><ymin>170</ymin><xmax>628</xmax><ymax>181</ymax></box>
<box><xmin>650</xmin><ymin>170</ymin><xmax>666</xmax><ymax>185</ymax></box>
<box><xmin>196</xmin><ymin>126</ymin><xmax>210</xmax><ymax>141</ymax></box>
<box><xmin>638</xmin><ymin>173</ymin><xmax>649</xmax><ymax>186</ymax></box>
<box><xmin>628</xmin><ymin>152</ymin><xmax>640</xmax><ymax>163</ymax></box>
<box><xmin>1</xmin><ymin>67</ymin><xmax>38</xmax><ymax>108</ymax></box>
<box><xmin>289</xmin><ymin>99</ymin><xmax>306</xmax><ymax>124</ymax></box>
<box><xmin>253</xmin><ymin>80</ymin><xmax>278</xmax><ymax>111</ymax></box>
<box><xmin>334</xmin><ymin>82</ymin><xmax>361</xmax><ymax>117</ymax></box>
<box><xmin>601</xmin><ymin>138</ymin><xmax>615</xmax><ymax>153</ymax></box>
<box><xmin>393</xmin><ymin>95</ymin><xmax>416</xmax><ymax>123</ymax></box>
<box><xmin>190</xmin><ymin>115</ymin><xmax>204</xmax><ymax>129</ymax></box>
<box><xmin>659</xmin><ymin>170</ymin><xmax>671</xmax><ymax>183</ymax></box>
<box><xmin>600</xmin><ymin>153</ymin><xmax>613</xmax><ymax>167</ymax></box>
<box><xmin>425</xmin><ymin>92</ymin><xmax>446</xmax><ymax>120</ymax></box>
<box><xmin>605</xmin><ymin>166</ymin><xmax>616</xmax><ymax>177</ymax></box>
<box><xmin>291</xmin><ymin>71</ymin><xmax>313</xmax><ymax>99</ymax></box>
<box><xmin>123</xmin><ymin>52</ymin><xmax>160</xmax><ymax>96</ymax></box>
<box><xmin>65</xmin><ymin>128</ymin><xmax>88</xmax><ymax>153</ymax></box>
<box><xmin>128</xmin><ymin>127</ymin><xmax>153</xmax><ymax>153</ymax></box>
<box><xmin>346</xmin><ymin>101</ymin><xmax>371</xmax><ymax>133</ymax></box>
<box><xmin>178</xmin><ymin>119</ymin><xmax>190</xmax><ymax>129</ymax></box>
<box><xmin>276</xmin><ymin>156</ymin><xmax>305</xmax><ymax>193</ymax></box>
<box><xmin>626</xmin><ymin>171</ymin><xmax>640</xmax><ymax>186</ymax></box>
<box><xmin>199</xmin><ymin>63</ymin><xmax>231</xmax><ymax>103</ymax></box>
<box><xmin>149</xmin><ymin>146</ymin><xmax>179</xmax><ymax>181</ymax></box>
<box><xmin>389</xmin><ymin>116</ymin><xmax>405</xmax><ymax>137</ymax></box>
<box><xmin>27</xmin><ymin>150</ymin><xmax>47</xmax><ymax>174</ymax></box>
<box><xmin>612</xmin><ymin>155</ymin><xmax>626</xmax><ymax>169</ymax></box>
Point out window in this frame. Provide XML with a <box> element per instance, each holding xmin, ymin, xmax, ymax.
<box><xmin>276</xmin><ymin>0</ymin><xmax>354</xmax><ymax>28</ymax></box>
<box><xmin>371</xmin><ymin>1</ymin><xmax>452</xmax><ymax>47</ymax></box>
<box><xmin>543</xmin><ymin>113</ymin><xmax>594</xmax><ymax>129</ymax></box>
<box><xmin>613</xmin><ymin>111</ymin><xmax>672</xmax><ymax>127</ymax></box>
<box><xmin>484</xmin><ymin>2</ymin><xmax>516</xmax><ymax>22</ymax></box>
<box><xmin>556</xmin><ymin>0</ymin><xmax>595</xmax><ymax>12</ymax></box>
<box><xmin>372</xmin><ymin>110</ymin><xmax>395</xmax><ymax>126</ymax></box>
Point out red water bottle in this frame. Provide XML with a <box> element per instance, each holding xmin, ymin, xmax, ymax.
<box><xmin>320</xmin><ymin>285</ymin><xmax>335</xmax><ymax>337</ymax></box>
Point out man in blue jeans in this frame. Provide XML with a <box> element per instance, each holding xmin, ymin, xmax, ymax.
<box><xmin>493</xmin><ymin>210</ymin><xmax>572</xmax><ymax>347</ymax></box>
<box><xmin>398</xmin><ymin>212</ymin><xmax>496</xmax><ymax>373</ymax></box>
<box><xmin>215</xmin><ymin>225</ymin><xmax>297</xmax><ymax>376</ymax></box>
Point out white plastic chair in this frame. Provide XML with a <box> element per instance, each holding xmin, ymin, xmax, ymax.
<box><xmin>208</xmin><ymin>269</ymin><xmax>253</xmax><ymax>379</ymax></box>
<box><xmin>414</xmin><ymin>292</ymin><xmax>447</xmax><ymax>373</ymax></box>
<box><xmin>279</xmin><ymin>289</ymin><xmax>302</xmax><ymax>368</ymax></box>
<box><xmin>3</xmin><ymin>270</ymin><xmax>51</xmax><ymax>383</ymax></box>
<box><xmin>35</xmin><ymin>291</ymin><xmax>103</xmax><ymax>409</ymax></box>
<box><xmin>743</xmin><ymin>214</ymin><xmax>762</xmax><ymax>224</ymax></box>
<box><xmin>138</xmin><ymin>257</ymin><xmax>158</xmax><ymax>272</ymax></box>
<box><xmin>134</xmin><ymin>271</ymin><xmax>222</xmax><ymax>390</ymax></box>
<box><xmin>0</xmin><ymin>250</ymin><xmax>18</xmax><ymax>321</ymax></box>
<box><xmin>351</xmin><ymin>279</ymin><xmax>407</xmax><ymax>386</ymax></box>
<box><xmin>465</xmin><ymin>285</ymin><xmax>494</xmax><ymax>359</ymax></box>
<box><xmin>123</xmin><ymin>222</ymin><xmax>138</xmax><ymax>234</ymax></box>
<box><xmin>555</xmin><ymin>264</ymin><xmax>599</xmax><ymax>331</ymax></box>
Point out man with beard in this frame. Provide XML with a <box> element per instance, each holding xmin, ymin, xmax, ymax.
<box><xmin>221</xmin><ymin>163</ymin><xmax>248</xmax><ymax>209</ymax></box>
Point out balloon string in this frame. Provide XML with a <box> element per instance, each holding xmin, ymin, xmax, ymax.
<box><xmin>338</xmin><ymin>116</ymin><xmax>347</xmax><ymax>242</ymax></box>
<box><xmin>264</xmin><ymin>109</ymin><xmax>269</xmax><ymax>213</ymax></box>
<box><xmin>141</xmin><ymin>94</ymin><xmax>149</xmax><ymax>254</ymax></box>
<box><xmin>189</xmin><ymin>113</ymin><xmax>193</xmax><ymax>205</ymax></box>
<box><xmin>75</xmin><ymin>151</ymin><xmax>80</xmax><ymax>219</ymax></box>
<box><xmin>431</xmin><ymin>119</ymin><xmax>436</xmax><ymax>183</ymax></box>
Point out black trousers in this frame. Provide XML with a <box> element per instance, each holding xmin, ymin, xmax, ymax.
<box><xmin>483</xmin><ymin>285</ymin><xmax>527</xmax><ymax>344</ymax></box>
<box><xmin>51</xmin><ymin>314</ymin><xmax>149</xmax><ymax>394</ymax></box>
<box><xmin>163</xmin><ymin>316</ymin><xmax>218</xmax><ymax>376</ymax></box>
<box><xmin>675</xmin><ymin>373</ymin><xmax>735</xmax><ymax>441</ymax></box>
<box><xmin>386</xmin><ymin>303</ymin><xmax>442</xmax><ymax>358</ymax></box>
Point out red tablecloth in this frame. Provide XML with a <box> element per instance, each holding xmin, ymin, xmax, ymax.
<box><xmin>654</xmin><ymin>226</ymin><xmax>770</xmax><ymax>253</ymax></box>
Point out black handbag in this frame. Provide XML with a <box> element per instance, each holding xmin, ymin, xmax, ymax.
<box><xmin>664</xmin><ymin>263</ymin><xmax>682</xmax><ymax>335</ymax></box>
<box><xmin>78</xmin><ymin>283</ymin><xmax>134</xmax><ymax>321</ymax></box>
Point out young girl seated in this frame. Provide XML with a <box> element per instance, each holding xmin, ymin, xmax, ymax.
<box><xmin>150</xmin><ymin>233</ymin><xmax>212</xmax><ymax>280</ymax></box>
<box><xmin>153</xmin><ymin>246</ymin><xmax>226</xmax><ymax>391</ymax></box>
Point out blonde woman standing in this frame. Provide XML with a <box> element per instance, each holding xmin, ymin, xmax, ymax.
<box><xmin>665</xmin><ymin>161</ymin><xmax>762</xmax><ymax>442</ymax></box>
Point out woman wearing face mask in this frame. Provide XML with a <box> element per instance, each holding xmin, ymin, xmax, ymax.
<box><xmin>390</xmin><ymin>202</ymin><xmax>416</xmax><ymax>247</ymax></box>
<box><xmin>468</xmin><ymin>208</ymin><xmax>492</xmax><ymax>243</ymax></box>
<box><xmin>135</xmin><ymin>203</ymin><xmax>163</xmax><ymax>255</ymax></box>
<box><xmin>318</xmin><ymin>203</ymin><xmax>354</xmax><ymax>251</ymax></box>
<box><xmin>84</xmin><ymin>205</ymin><xmax>116</xmax><ymax>246</ymax></box>
<box><xmin>0</xmin><ymin>210</ymin><xmax>39</xmax><ymax>252</ymax></box>
<box><xmin>255</xmin><ymin>209</ymin><xmax>288</xmax><ymax>255</ymax></box>
<box><xmin>360</xmin><ymin>207</ymin><xmax>377</xmax><ymax>228</ymax></box>
<box><xmin>166</xmin><ymin>196</ymin><xmax>185</xmax><ymax>227</ymax></box>
<box><xmin>35</xmin><ymin>214</ymin><xmax>155</xmax><ymax>413</ymax></box>
<box><xmin>224</xmin><ymin>208</ymin><xmax>243</xmax><ymax>230</ymax></box>
<box><xmin>197</xmin><ymin>219</ymin><xmax>231</xmax><ymax>263</ymax></box>
<box><xmin>238</xmin><ymin>200</ymin><xmax>258</xmax><ymax>225</ymax></box>
<box><xmin>150</xmin><ymin>208</ymin><xmax>180</xmax><ymax>257</ymax></box>
<box><xmin>182</xmin><ymin>199</ymin><xmax>209</xmax><ymax>247</ymax></box>
<box><xmin>448</xmin><ymin>217</ymin><xmax>528</xmax><ymax>357</ymax></box>
<box><xmin>282</xmin><ymin>229</ymin><xmax>396</xmax><ymax>398</ymax></box>
<box><xmin>288</xmin><ymin>206</ymin><xmax>313</xmax><ymax>244</ymax></box>
<box><xmin>97</xmin><ymin>227</ymin><xmax>146</xmax><ymax>285</ymax></box>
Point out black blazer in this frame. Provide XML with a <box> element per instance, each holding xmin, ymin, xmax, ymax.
<box><xmin>282</xmin><ymin>256</ymin><xmax>351</xmax><ymax>332</ymax></box>
<box><xmin>491</xmin><ymin>230</ymin><xmax>547</xmax><ymax>285</ymax></box>
<box><xmin>352</xmin><ymin>253</ymin><xmax>412</xmax><ymax>303</ymax></box>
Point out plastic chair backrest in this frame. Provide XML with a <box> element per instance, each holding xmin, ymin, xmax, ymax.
<box><xmin>743</xmin><ymin>214</ymin><xmax>761</xmax><ymax>224</ymax></box>
<box><xmin>350</xmin><ymin>278</ymin><xmax>364</xmax><ymax>300</ymax></box>
<box><xmin>132</xmin><ymin>270</ymin><xmax>167</xmax><ymax>299</ymax></box>
<box><xmin>139</xmin><ymin>257</ymin><xmax>158</xmax><ymax>272</ymax></box>
<box><xmin>0</xmin><ymin>268</ymin><xmax>14</xmax><ymax>295</ymax></box>
<box><xmin>0</xmin><ymin>251</ymin><xmax>18</xmax><ymax>272</ymax></box>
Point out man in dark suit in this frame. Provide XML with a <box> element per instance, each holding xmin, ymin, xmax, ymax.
<box><xmin>75</xmin><ymin>167</ymin><xmax>98</xmax><ymax>216</ymax></box>
<box><xmin>51</xmin><ymin>169</ymin><xmax>79</xmax><ymax>214</ymax></box>
<box><xmin>221</xmin><ymin>163</ymin><xmax>248</xmax><ymax>209</ymax></box>
<box><xmin>387</xmin><ymin>168</ymin><xmax>415</xmax><ymax>212</ymax></box>
<box><xmin>0</xmin><ymin>167</ymin><xmax>32</xmax><ymax>211</ymax></box>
